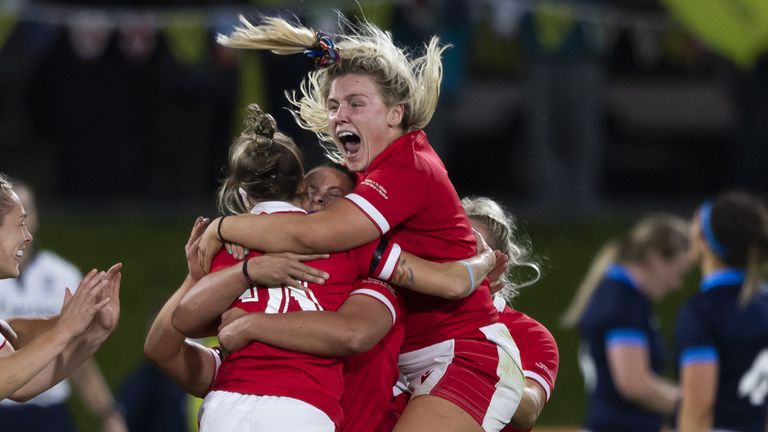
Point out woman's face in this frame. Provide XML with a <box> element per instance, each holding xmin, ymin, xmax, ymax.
<box><xmin>326</xmin><ymin>74</ymin><xmax>404</xmax><ymax>172</ymax></box>
<box><xmin>305</xmin><ymin>167</ymin><xmax>355</xmax><ymax>213</ymax></box>
<box><xmin>643</xmin><ymin>250</ymin><xmax>691</xmax><ymax>300</ymax></box>
<box><xmin>0</xmin><ymin>192</ymin><xmax>33</xmax><ymax>279</ymax></box>
<box><xmin>688</xmin><ymin>210</ymin><xmax>705</xmax><ymax>265</ymax></box>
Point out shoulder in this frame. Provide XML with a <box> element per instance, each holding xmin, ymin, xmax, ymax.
<box><xmin>502</xmin><ymin>308</ymin><xmax>557</xmax><ymax>351</ymax></box>
<box><xmin>34</xmin><ymin>250</ymin><xmax>82</xmax><ymax>279</ymax></box>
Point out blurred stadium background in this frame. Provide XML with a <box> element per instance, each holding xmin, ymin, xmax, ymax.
<box><xmin>1</xmin><ymin>0</ymin><xmax>767</xmax><ymax>429</ymax></box>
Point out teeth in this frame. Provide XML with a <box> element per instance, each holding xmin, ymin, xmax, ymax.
<box><xmin>15</xmin><ymin>250</ymin><xmax>23</xmax><ymax>257</ymax></box>
<box><xmin>338</xmin><ymin>131</ymin><xmax>354</xmax><ymax>139</ymax></box>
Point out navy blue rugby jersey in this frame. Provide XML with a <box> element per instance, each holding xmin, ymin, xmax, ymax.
<box><xmin>676</xmin><ymin>269</ymin><xmax>768</xmax><ymax>432</ymax></box>
<box><xmin>578</xmin><ymin>264</ymin><xmax>667</xmax><ymax>432</ymax></box>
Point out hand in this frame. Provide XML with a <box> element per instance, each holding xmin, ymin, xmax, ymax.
<box><xmin>488</xmin><ymin>251</ymin><xmax>510</xmax><ymax>293</ymax></box>
<box><xmin>197</xmin><ymin>217</ymin><xmax>224</xmax><ymax>275</ymax></box>
<box><xmin>218</xmin><ymin>314</ymin><xmax>255</xmax><ymax>357</ymax></box>
<box><xmin>247</xmin><ymin>253</ymin><xmax>330</xmax><ymax>288</ymax></box>
<box><xmin>219</xmin><ymin>308</ymin><xmax>247</xmax><ymax>331</ymax></box>
<box><xmin>186</xmin><ymin>217</ymin><xmax>209</xmax><ymax>281</ymax></box>
<box><xmin>55</xmin><ymin>269</ymin><xmax>111</xmax><ymax>340</ymax></box>
<box><xmin>225</xmin><ymin>242</ymin><xmax>249</xmax><ymax>261</ymax></box>
<box><xmin>95</xmin><ymin>263</ymin><xmax>123</xmax><ymax>333</ymax></box>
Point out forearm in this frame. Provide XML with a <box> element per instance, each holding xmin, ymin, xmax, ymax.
<box><xmin>145</xmin><ymin>275</ymin><xmax>217</xmax><ymax>397</ymax></box>
<box><xmin>391</xmin><ymin>250</ymin><xmax>493</xmax><ymax>299</ymax></box>
<box><xmin>11</xmin><ymin>330</ymin><xmax>106</xmax><ymax>402</ymax></box>
<box><xmin>173</xmin><ymin>268</ymin><xmax>246</xmax><ymax>337</ymax></box>
<box><xmin>509</xmin><ymin>379</ymin><xmax>547</xmax><ymax>430</ymax></box>
<box><xmin>232</xmin><ymin>312</ymin><xmax>370</xmax><ymax>356</ymax></box>
<box><xmin>70</xmin><ymin>359</ymin><xmax>121</xmax><ymax>419</ymax></box>
<box><xmin>619</xmin><ymin>374</ymin><xmax>678</xmax><ymax>414</ymax></box>
<box><xmin>0</xmin><ymin>328</ymin><xmax>73</xmax><ymax>401</ymax></box>
<box><xmin>6</xmin><ymin>316</ymin><xmax>59</xmax><ymax>348</ymax></box>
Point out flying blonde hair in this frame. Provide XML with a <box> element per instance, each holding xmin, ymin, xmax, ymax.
<box><xmin>218</xmin><ymin>15</ymin><xmax>447</xmax><ymax>162</ymax></box>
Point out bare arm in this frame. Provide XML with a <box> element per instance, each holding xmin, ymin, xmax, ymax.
<box><xmin>677</xmin><ymin>362</ymin><xmax>716</xmax><ymax>432</ymax></box>
<box><xmin>144</xmin><ymin>274</ymin><xmax>217</xmax><ymax>398</ymax></box>
<box><xmin>173</xmin><ymin>253</ymin><xmax>330</xmax><ymax>338</ymax></box>
<box><xmin>218</xmin><ymin>294</ymin><xmax>393</xmax><ymax>357</ymax></box>
<box><xmin>508</xmin><ymin>378</ymin><xmax>548</xmax><ymax>430</ymax></box>
<box><xmin>70</xmin><ymin>359</ymin><xmax>128</xmax><ymax>432</ymax></box>
<box><xmin>199</xmin><ymin>200</ymin><xmax>379</xmax><ymax>270</ymax></box>
<box><xmin>607</xmin><ymin>344</ymin><xmax>679</xmax><ymax>415</ymax></box>
<box><xmin>1</xmin><ymin>266</ymin><xmax>119</xmax><ymax>401</ymax></box>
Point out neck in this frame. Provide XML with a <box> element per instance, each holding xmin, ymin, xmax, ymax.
<box><xmin>701</xmin><ymin>251</ymin><xmax>726</xmax><ymax>276</ymax></box>
<box><xmin>623</xmin><ymin>263</ymin><xmax>649</xmax><ymax>295</ymax></box>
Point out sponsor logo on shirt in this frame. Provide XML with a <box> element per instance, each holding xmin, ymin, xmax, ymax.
<box><xmin>361</xmin><ymin>179</ymin><xmax>388</xmax><ymax>200</ymax></box>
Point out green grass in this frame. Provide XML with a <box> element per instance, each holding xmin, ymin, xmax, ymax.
<box><xmin>31</xmin><ymin>215</ymin><xmax>697</xmax><ymax>429</ymax></box>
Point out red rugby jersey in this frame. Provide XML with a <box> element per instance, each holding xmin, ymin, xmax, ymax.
<box><xmin>341</xmin><ymin>279</ymin><xmax>406</xmax><ymax>432</ymax></box>
<box><xmin>495</xmin><ymin>296</ymin><xmax>559</xmax><ymax>432</ymax></box>
<box><xmin>210</xmin><ymin>202</ymin><xmax>400</xmax><ymax>427</ymax></box>
<box><xmin>345</xmin><ymin>130</ymin><xmax>497</xmax><ymax>351</ymax></box>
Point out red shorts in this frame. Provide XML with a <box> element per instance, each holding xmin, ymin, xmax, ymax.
<box><xmin>397</xmin><ymin>323</ymin><xmax>525</xmax><ymax>432</ymax></box>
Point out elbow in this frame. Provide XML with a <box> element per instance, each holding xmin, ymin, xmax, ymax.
<box><xmin>171</xmin><ymin>303</ymin><xmax>200</xmax><ymax>338</ymax></box>
<box><xmin>340</xmin><ymin>327</ymin><xmax>377</xmax><ymax>356</ymax></box>
<box><xmin>615</xmin><ymin>379</ymin><xmax>649</xmax><ymax>405</ymax></box>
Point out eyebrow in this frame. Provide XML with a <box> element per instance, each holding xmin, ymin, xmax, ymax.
<box><xmin>327</xmin><ymin>93</ymin><xmax>368</xmax><ymax>104</ymax></box>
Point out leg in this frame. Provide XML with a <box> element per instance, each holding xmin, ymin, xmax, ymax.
<box><xmin>393</xmin><ymin>394</ymin><xmax>483</xmax><ymax>432</ymax></box>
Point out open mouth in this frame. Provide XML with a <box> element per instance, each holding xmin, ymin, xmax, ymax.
<box><xmin>337</xmin><ymin>131</ymin><xmax>361</xmax><ymax>157</ymax></box>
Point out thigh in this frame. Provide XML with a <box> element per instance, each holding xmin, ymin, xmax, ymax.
<box><xmin>393</xmin><ymin>395</ymin><xmax>482</xmax><ymax>432</ymax></box>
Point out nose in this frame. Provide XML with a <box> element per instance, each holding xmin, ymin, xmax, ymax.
<box><xmin>23</xmin><ymin>227</ymin><xmax>32</xmax><ymax>243</ymax></box>
<box><xmin>334</xmin><ymin>105</ymin><xmax>350</xmax><ymax>123</ymax></box>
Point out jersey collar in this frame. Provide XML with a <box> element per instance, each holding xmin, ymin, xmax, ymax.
<box><xmin>250</xmin><ymin>201</ymin><xmax>307</xmax><ymax>215</ymax></box>
<box><xmin>700</xmin><ymin>268</ymin><xmax>745</xmax><ymax>292</ymax></box>
<box><xmin>604</xmin><ymin>264</ymin><xmax>640</xmax><ymax>291</ymax></box>
<box><xmin>361</xmin><ymin>129</ymin><xmax>427</xmax><ymax>174</ymax></box>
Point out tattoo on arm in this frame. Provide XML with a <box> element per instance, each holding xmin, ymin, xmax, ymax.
<box><xmin>392</xmin><ymin>258</ymin><xmax>415</xmax><ymax>288</ymax></box>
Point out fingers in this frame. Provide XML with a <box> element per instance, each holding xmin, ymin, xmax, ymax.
<box><xmin>291</xmin><ymin>263</ymin><xmax>329</xmax><ymax>285</ymax></box>
<box><xmin>293</xmin><ymin>253</ymin><xmax>330</xmax><ymax>262</ymax></box>
<box><xmin>227</xmin><ymin>243</ymin><xmax>248</xmax><ymax>261</ymax></box>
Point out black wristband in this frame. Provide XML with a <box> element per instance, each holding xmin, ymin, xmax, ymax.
<box><xmin>242</xmin><ymin>256</ymin><xmax>255</xmax><ymax>287</ymax></box>
<box><xmin>217</xmin><ymin>215</ymin><xmax>229</xmax><ymax>244</ymax></box>
<box><xmin>369</xmin><ymin>236</ymin><xmax>389</xmax><ymax>275</ymax></box>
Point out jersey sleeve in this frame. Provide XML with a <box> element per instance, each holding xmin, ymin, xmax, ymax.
<box><xmin>349</xmin><ymin>278</ymin><xmax>402</xmax><ymax>326</ymax></box>
<box><xmin>504</xmin><ymin>308</ymin><xmax>559</xmax><ymax>401</ymax></box>
<box><xmin>353</xmin><ymin>237</ymin><xmax>402</xmax><ymax>281</ymax></box>
<box><xmin>676</xmin><ymin>301</ymin><xmax>718</xmax><ymax>367</ymax></box>
<box><xmin>601</xmin><ymin>287</ymin><xmax>650</xmax><ymax>349</ymax></box>
<box><xmin>345</xmin><ymin>167</ymin><xmax>428</xmax><ymax>235</ymax></box>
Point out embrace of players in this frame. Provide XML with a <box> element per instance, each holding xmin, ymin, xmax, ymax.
<box><xmin>3</xmin><ymin>10</ymin><xmax>767</xmax><ymax>432</ymax></box>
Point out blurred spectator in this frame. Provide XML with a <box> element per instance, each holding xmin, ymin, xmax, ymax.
<box><xmin>0</xmin><ymin>181</ymin><xmax>128</xmax><ymax>432</ymax></box>
<box><xmin>520</xmin><ymin>1</ymin><xmax>605</xmax><ymax>215</ymax></box>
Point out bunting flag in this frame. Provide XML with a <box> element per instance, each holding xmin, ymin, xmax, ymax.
<box><xmin>165</xmin><ymin>14</ymin><xmax>207</xmax><ymax>64</ymax></box>
<box><xmin>118</xmin><ymin>16</ymin><xmax>158</xmax><ymax>63</ymax></box>
<box><xmin>0</xmin><ymin>11</ymin><xmax>17</xmax><ymax>50</ymax></box>
<box><xmin>661</xmin><ymin>0</ymin><xmax>768</xmax><ymax>69</ymax></box>
<box><xmin>68</xmin><ymin>12</ymin><xmax>113</xmax><ymax>61</ymax></box>
<box><xmin>533</xmin><ymin>3</ymin><xmax>576</xmax><ymax>52</ymax></box>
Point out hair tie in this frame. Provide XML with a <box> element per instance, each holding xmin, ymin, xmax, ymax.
<box><xmin>700</xmin><ymin>200</ymin><xmax>729</xmax><ymax>260</ymax></box>
<box><xmin>303</xmin><ymin>31</ymin><xmax>340</xmax><ymax>67</ymax></box>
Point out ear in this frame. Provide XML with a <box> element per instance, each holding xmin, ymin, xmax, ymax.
<box><xmin>387</xmin><ymin>104</ymin><xmax>405</xmax><ymax>128</ymax></box>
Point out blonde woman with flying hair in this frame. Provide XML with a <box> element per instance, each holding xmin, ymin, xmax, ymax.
<box><xmin>562</xmin><ymin>215</ymin><xmax>690</xmax><ymax>432</ymax></box>
<box><xmin>196</xmin><ymin>16</ymin><xmax>526</xmax><ymax>432</ymax></box>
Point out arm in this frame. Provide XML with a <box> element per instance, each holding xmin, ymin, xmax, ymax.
<box><xmin>508</xmin><ymin>379</ymin><xmax>548</xmax><ymax>430</ymax></box>
<box><xmin>199</xmin><ymin>199</ymin><xmax>379</xmax><ymax>269</ymax></box>
<box><xmin>607</xmin><ymin>344</ymin><xmax>679</xmax><ymax>414</ymax></box>
<box><xmin>677</xmin><ymin>362</ymin><xmax>716</xmax><ymax>432</ymax></box>
<box><xmin>1</xmin><ymin>266</ymin><xmax>119</xmax><ymax>401</ymax></box>
<box><xmin>69</xmin><ymin>359</ymin><xmax>128</xmax><ymax>432</ymax></box>
<box><xmin>390</xmin><ymin>248</ymin><xmax>503</xmax><ymax>299</ymax></box>
<box><xmin>218</xmin><ymin>293</ymin><xmax>393</xmax><ymax>357</ymax></box>
<box><xmin>173</xmin><ymin>253</ymin><xmax>329</xmax><ymax>338</ymax></box>
<box><xmin>144</xmin><ymin>275</ymin><xmax>218</xmax><ymax>398</ymax></box>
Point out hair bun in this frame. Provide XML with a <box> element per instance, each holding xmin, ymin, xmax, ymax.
<box><xmin>244</xmin><ymin>103</ymin><xmax>276</xmax><ymax>139</ymax></box>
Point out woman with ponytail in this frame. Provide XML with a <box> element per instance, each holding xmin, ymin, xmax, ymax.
<box><xmin>676</xmin><ymin>192</ymin><xmax>768</xmax><ymax>432</ymax></box>
<box><xmin>195</xmin><ymin>15</ymin><xmax>526</xmax><ymax>432</ymax></box>
<box><xmin>562</xmin><ymin>215</ymin><xmax>690</xmax><ymax>432</ymax></box>
<box><xmin>147</xmin><ymin>104</ymin><xmax>497</xmax><ymax>432</ymax></box>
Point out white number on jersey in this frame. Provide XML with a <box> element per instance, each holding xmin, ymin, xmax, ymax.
<box><xmin>738</xmin><ymin>348</ymin><xmax>768</xmax><ymax>406</ymax></box>
<box><xmin>238</xmin><ymin>281</ymin><xmax>324</xmax><ymax>313</ymax></box>
<box><xmin>578</xmin><ymin>343</ymin><xmax>597</xmax><ymax>392</ymax></box>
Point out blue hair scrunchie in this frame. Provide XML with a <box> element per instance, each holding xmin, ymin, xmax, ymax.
<box><xmin>303</xmin><ymin>31</ymin><xmax>340</xmax><ymax>67</ymax></box>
